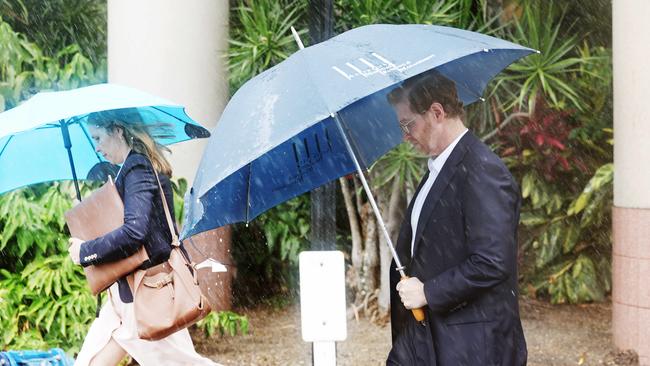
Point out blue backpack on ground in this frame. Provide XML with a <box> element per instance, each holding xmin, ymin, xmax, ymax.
<box><xmin>0</xmin><ymin>348</ymin><xmax>73</xmax><ymax>366</ymax></box>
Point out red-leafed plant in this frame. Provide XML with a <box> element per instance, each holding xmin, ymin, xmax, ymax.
<box><xmin>499</xmin><ymin>97</ymin><xmax>588</xmax><ymax>183</ymax></box>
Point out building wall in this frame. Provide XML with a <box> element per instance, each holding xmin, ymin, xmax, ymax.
<box><xmin>107</xmin><ymin>0</ymin><xmax>229</xmax><ymax>184</ymax></box>
<box><xmin>107</xmin><ymin>0</ymin><xmax>234</xmax><ymax>312</ymax></box>
<box><xmin>612</xmin><ymin>1</ymin><xmax>650</xmax><ymax>364</ymax></box>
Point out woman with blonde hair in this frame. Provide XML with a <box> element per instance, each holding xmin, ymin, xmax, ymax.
<box><xmin>68</xmin><ymin>108</ymin><xmax>220</xmax><ymax>366</ymax></box>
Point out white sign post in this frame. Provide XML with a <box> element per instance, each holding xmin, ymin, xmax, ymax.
<box><xmin>299</xmin><ymin>251</ymin><xmax>347</xmax><ymax>366</ymax></box>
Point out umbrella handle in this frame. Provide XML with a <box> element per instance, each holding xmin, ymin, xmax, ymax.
<box><xmin>411</xmin><ymin>306</ymin><xmax>426</xmax><ymax>323</ymax></box>
<box><xmin>401</xmin><ymin>275</ymin><xmax>426</xmax><ymax>324</ymax></box>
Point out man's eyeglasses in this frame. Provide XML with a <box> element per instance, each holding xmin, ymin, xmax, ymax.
<box><xmin>399</xmin><ymin>116</ymin><xmax>417</xmax><ymax>135</ymax></box>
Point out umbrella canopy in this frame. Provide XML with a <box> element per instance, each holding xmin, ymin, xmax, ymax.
<box><xmin>0</xmin><ymin>83</ymin><xmax>210</xmax><ymax>195</ymax></box>
<box><xmin>181</xmin><ymin>24</ymin><xmax>535</xmax><ymax>239</ymax></box>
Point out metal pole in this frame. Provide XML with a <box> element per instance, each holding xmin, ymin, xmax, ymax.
<box><xmin>60</xmin><ymin>120</ymin><xmax>82</xmax><ymax>201</ymax></box>
<box><xmin>305</xmin><ymin>2</ymin><xmax>339</xmax><ymax>363</ymax></box>
<box><xmin>61</xmin><ymin>119</ymin><xmax>102</xmax><ymax>316</ymax></box>
<box><xmin>333</xmin><ymin>113</ymin><xmax>426</xmax><ymax>324</ymax></box>
<box><xmin>332</xmin><ymin>114</ymin><xmax>405</xmax><ymax>275</ymax></box>
<box><xmin>303</xmin><ymin>0</ymin><xmax>337</xmax><ymax>253</ymax></box>
<box><xmin>308</xmin><ymin>0</ymin><xmax>334</xmax><ymax>46</ymax></box>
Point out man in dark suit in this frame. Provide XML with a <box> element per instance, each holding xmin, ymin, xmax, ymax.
<box><xmin>386</xmin><ymin>70</ymin><xmax>527</xmax><ymax>365</ymax></box>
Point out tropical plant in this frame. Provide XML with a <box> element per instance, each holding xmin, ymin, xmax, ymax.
<box><xmin>400</xmin><ymin>0</ymin><xmax>460</xmax><ymax>26</ymax></box>
<box><xmin>227</xmin><ymin>0</ymin><xmax>307</xmax><ymax>92</ymax></box>
<box><xmin>230</xmin><ymin>194</ymin><xmax>310</xmax><ymax>306</ymax></box>
<box><xmin>0</xmin><ymin>0</ymin><xmax>107</xmax><ymax>63</ymax></box>
<box><xmin>497</xmin><ymin>41</ymin><xmax>613</xmax><ymax>304</ymax></box>
<box><xmin>335</xmin><ymin>0</ymin><xmax>504</xmax><ymax>32</ymax></box>
<box><xmin>171</xmin><ymin>178</ymin><xmax>188</xmax><ymax>225</ymax></box>
<box><xmin>518</xmin><ymin>161</ymin><xmax>613</xmax><ymax>304</ymax></box>
<box><xmin>260</xmin><ymin>197</ymin><xmax>311</xmax><ymax>266</ymax></box>
<box><xmin>372</xmin><ymin>143</ymin><xmax>427</xmax><ymax>193</ymax></box>
<box><xmin>196</xmin><ymin>311</ymin><xmax>249</xmax><ymax>337</ymax></box>
<box><xmin>0</xmin><ymin>183</ymin><xmax>73</xmax><ymax>270</ymax></box>
<box><xmin>563</xmin><ymin>0</ymin><xmax>612</xmax><ymax>48</ymax></box>
<box><xmin>0</xmin><ymin>179</ymin><xmax>99</xmax><ymax>353</ymax></box>
<box><xmin>0</xmin><ymin>255</ymin><xmax>95</xmax><ymax>354</ymax></box>
<box><xmin>494</xmin><ymin>1</ymin><xmax>589</xmax><ymax>112</ymax></box>
<box><xmin>0</xmin><ymin>17</ymin><xmax>106</xmax><ymax>111</ymax></box>
<box><xmin>454</xmin><ymin>0</ymin><xmax>506</xmax><ymax>33</ymax></box>
<box><xmin>400</xmin><ymin>0</ymin><xmax>504</xmax><ymax>33</ymax></box>
<box><xmin>334</xmin><ymin>0</ymin><xmax>400</xmax><ymax>30</ymax></box>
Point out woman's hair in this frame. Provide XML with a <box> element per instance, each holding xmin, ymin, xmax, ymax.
<box><xmin>387</xmin><ymin>69</ymin><xmax>465</xmax><ymax>120</ymax></box>
<box><xmin>87</xmin><ymin>108</ymin><xmax>174</xmax><ymax>176</ymax></box>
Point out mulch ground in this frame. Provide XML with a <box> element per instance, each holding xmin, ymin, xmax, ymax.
<box><xmin>189</xmin><ymin>298</ymin><xmax>639</xmax><ymax>366</ymax></box>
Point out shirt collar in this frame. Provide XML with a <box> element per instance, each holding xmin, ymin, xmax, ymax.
<box><xmin>428</xmin><ymin>129</ymin><xmax>468</xmax><ymax>173</ymax></box>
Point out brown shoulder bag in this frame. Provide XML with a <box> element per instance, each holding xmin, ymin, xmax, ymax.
<box><xmin>64</xmin><ymin>177</ymin><xmax>149</xmax><ymax>295</ymax></box>
<box><xmin>132</xmin><ymin>170</ymin><xmax>211</xmax><ymax>340</ymax></box>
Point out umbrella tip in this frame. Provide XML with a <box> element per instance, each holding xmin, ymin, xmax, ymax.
<box><xmin>483</xmin><ymin>48</ymin><xmax>490</xmax><ymax>53</ymax></box>
<box><xmin>535</xmin><ymin>50</ymin><xmax>541</xmax><ymax>54</ymax></box>
<box><xmin>479</xmin><ymin>97</ymin><xmax>486</xmax><ymax>102</ymax></box>
<box><xmin>291</xmin><ymin>26</ymin><xmax>305</xmax><ymax>50</ymax></box>
<box><xmin>185</xmin><ymin>124</ymin><xmax>211</xmax><ymax>139</ymax></box>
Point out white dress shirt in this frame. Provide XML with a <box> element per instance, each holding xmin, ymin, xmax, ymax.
<box><xmin>410</xmin><ymin>129</ymin><xmax>468</xmax><ymax>257</ymax></box>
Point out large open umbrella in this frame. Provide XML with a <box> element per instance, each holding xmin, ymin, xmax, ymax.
<box><xmin>181</xmin><ymin>24</ymin><xmax>535</xmax><ymax>320</ymax></box>
<box><xmin>0</xmin><ymin>83</ymin><xmax>210</xmax><ymax>198</ymax></box>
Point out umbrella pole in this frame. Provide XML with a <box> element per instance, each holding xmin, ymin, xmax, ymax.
<box><xmin>60</xmin><ymin>120</ymin><xmax>82</xmax><ymax>201</ymax></box>
<box><xmin>61</xmin><ymin>119</ymin><xmax>101</xmax><ymax>316</ymax></box>
<box><xmin>333</xmin><ymin>113</ymin><xmax>426</xmax><ymax>324</ymax></box>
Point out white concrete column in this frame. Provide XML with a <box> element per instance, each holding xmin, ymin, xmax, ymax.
<box><xmin>613</xmin><ymin>1</ymin><xmax>650</xmax><ymax>364</ymax></box>
<box><xmin>107</xmin><ymin>0</ymin><xmax>229</xmax><ymax>184</ymax></box>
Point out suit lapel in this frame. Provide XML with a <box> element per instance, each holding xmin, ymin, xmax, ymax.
<box><xmin>412</xmin><ymin>132</ymin><xmax>474</xmax><ymax>255</ymax></box>
<box><xmin>396</xmin><ymin>170</ymin><xmax>430</xmax><ymax>267</ymax></box>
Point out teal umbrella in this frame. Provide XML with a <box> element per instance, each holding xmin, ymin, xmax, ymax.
<box><xmin>0</xmin><ymin>83</ymin><xmax>210</xmax><ymax>198</ymax></box>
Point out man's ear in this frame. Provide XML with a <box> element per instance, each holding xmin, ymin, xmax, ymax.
<box><xmin>428</xmin><ymin>102</ymin><xmax>445</xmax><ymax>121</ymax></box>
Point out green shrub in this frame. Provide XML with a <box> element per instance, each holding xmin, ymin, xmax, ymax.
<box><xmin>196</xmin><ymin>311</ymin><xmax>249</xmax><ymax>337</ymax></box>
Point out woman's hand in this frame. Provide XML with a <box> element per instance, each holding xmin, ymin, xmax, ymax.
<box><xmin>68</xmin><ymin>237</ymin><xmax>84</xmax><ymax>264</ymax></box>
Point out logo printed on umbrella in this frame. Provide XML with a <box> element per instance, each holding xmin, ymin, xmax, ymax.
<box><xmin>332</xmin><ymin>53</ymin><xmax>435</xmax><ymax>80</ymax></box>
<box><xmin>271</xmin><ymin>128</ymin><xmax>334</xmax><ymax>193</ymax></box>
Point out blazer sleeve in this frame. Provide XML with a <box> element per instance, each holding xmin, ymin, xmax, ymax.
<box><xmin>79</xmin><ymin>156</ymin><xmax>158</xmax><ymax>266</ymax></box>
<box><xmin>422</xmin><ymin>157</ymin><xmax>519</xmax><ymax>313</ymax></box>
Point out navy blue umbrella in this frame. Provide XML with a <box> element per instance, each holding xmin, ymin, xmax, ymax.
<box><xmin>181</xmin><ymin>26</ymin><xmax>534</xmax><ymax>313</ymax></box>
<box><xmin>182</xmin><ymin>24</ymin><xmax>535</xmax><ymax>320</ymax></box>
<box><xmin>182</xmin><ymin>24</ymin><xmax>534</xmax><ymax>239</ymax></box>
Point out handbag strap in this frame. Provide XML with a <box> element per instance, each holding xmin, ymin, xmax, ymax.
<box><xmin>151</xmin><ymin>168</ymin><xmax>180</xmax><ymax>249</ymax></box>
<box><xmin>152</xmin><ymin>170</ymin><xmax>202</xmax><ymax>285</ymax></box>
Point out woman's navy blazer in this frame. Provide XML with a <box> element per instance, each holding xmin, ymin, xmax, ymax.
<box><xmin>79</xmin><ymin>151</ymin><xmax>176</xmax><ymax>302</ymax></box>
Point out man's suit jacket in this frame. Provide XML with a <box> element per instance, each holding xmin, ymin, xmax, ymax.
<box><xmin>387</xmin><ymin>132</ymin><xmax>527</xmax><ymax>366</ymax></box>
<box><xmin>79</xmin><ymin>151</ymin><xmax>176</xmax><ymax>302</ymax></box>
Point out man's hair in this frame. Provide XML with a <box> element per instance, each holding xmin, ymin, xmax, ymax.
<box><xmin>387</xmin><ymin>69</ymin><xmax>465</xmax><ymax>119</ymax></box>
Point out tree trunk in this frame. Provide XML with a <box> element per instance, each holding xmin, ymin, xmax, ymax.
<box><xmin>340</xmin><ymin>177</ymin><xmax>363</xmax><ymax>271</ymax></box>
<box><xmin>378</xmin><ymin>176</ymin><xmax>406</xmax><ymax>313</ymax></box>
<box><xmin>361</xmin><ymin>202</ymin><xmax>378</xmax><ymax>293</ymax></box>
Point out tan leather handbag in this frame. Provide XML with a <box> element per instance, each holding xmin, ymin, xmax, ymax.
<box><xmin>65</xmin><ymin>177</ymin><xmax>149</xmax><ymax>295</ymax></box>
<box><xmin>132</xmin><ymin>171</ymin><xmax>211</xmax><ymax>341</ymax></box>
